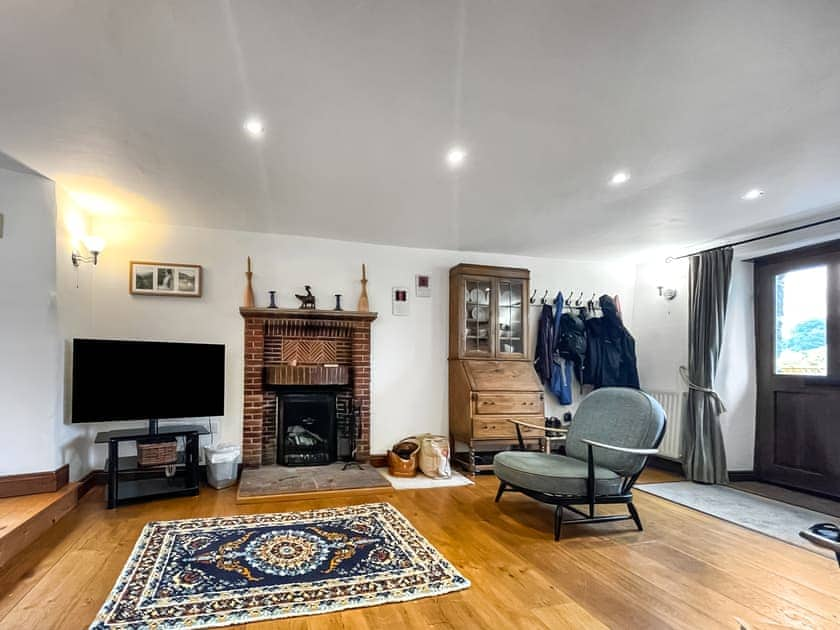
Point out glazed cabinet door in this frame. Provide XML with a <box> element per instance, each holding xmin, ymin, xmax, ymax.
<box><xmin>495</xmin><ymin>278</ymin><xmax>527</xmax><ymax>359</ymax></box>
<box><xmin>461</xmin><ymin>276</ymin><xmax>495</xmax><ymax>357</ymax></box>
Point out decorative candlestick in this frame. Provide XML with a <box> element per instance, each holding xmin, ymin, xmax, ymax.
<box><xmin>243</xmin><ymin>256</ymin><xmax>255</xmax><ymax>308</ymax></box>
<box><xmin>334</xmin><ymin>294</ymin><xmax>343</xmax><ymax>311</ymax></box>
<box><xmin>357</xmin><ymin>264</ymin><xmax>369</xmax><ymax>312</ymax></box>
<box><xmin>267</xmin><ymin>290</ymin><xmax>278</xmax><ymax>309</ymax></box>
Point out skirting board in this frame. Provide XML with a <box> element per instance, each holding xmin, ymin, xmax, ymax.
<box><xmin>728</xmin><ymin>470</ymin><xmax>758</xmax><ymax>482</ymax></box>
<box><xmin>368</xmin><ymin>454</ymin><xmax>387</xmax><ymax>467</ymax></box>
<box><xmin>648</xmin><ymin>456</ymin><xmax>684</xmax><ymax>476</ymax></box>
<box><xmin>0</xmin><ymin>464</ymin><xmax>70</xmax><ymax>499</ymax></box>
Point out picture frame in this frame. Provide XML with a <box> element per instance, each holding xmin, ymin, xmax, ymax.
<box><xmin>415</xmin><ymin>274</ymin><xmax>431</xmax><ymax>297</ymax></box>
<box><xmin>130</xmin><ymin>261</ymin><xmax>202</xmax><ymax>297</ymax></box>
<box><xmin>392</xmin><ymin>286</ymin><xmax>409</xmax><ymax>316</ymax></box>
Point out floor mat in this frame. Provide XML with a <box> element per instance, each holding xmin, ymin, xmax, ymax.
<box><xmin>376</xmin><ymin>468</ymin><xmax>474</xmax><ymax>489</ymax></box>
<box><xmin>729</xmin><ymin>480</ymin><xmax>840</xmax><ymax>519</ymax></box>
<box><xmin>637</xmin><ymin>481</ymin><xmax>837</xmax><ymax>559</ymax></box>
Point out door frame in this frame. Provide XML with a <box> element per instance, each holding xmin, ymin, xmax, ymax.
<box><xmin>754</xmin><ymin>239</ymin><xmax>840</xmax><ymax>494</ymax></box>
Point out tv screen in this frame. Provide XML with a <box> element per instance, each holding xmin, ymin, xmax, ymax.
<box><xmin>71</xmin><ymin>339</ymin><xmax>225</xmax><ymax>422</ymax></box>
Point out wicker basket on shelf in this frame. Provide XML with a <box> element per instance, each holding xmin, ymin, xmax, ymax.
<box><xmin>137</xmin><ymin>439</ymin><xmax>178</xmax><ymax>467</ymax></box>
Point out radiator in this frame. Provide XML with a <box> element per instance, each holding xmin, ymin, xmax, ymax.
<box><xmin>646</xmin><ymin>390</ymin><xmax>687</xmax><ymax>461</ymax></box>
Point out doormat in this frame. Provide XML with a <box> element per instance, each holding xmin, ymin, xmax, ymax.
<box><xmin>91</xmin><ymin>502</ymin><xmax>469</xmax><ymax>629</ymax></box>
<box><xmin>729</xmin><ymin>480</ymin><xmax>840</xmax><ymax>518</ymax></box>
<box><xmin>637</xmin><ymin>481</ymin><xmax>837</xmax><ymax>559</ymax></box>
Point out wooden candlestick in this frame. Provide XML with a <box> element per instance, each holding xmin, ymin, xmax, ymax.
<box><xmin>357</xmin><ymin>263</ymin><xmax>370</xmax><ymax>312</ymax></box>
<box><xmin>243</xmin><ymin>256</ymin><xmax>255</xmax><ymax>308</ymax></box>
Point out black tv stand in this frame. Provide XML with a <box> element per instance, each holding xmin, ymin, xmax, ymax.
<box><xmin>95</xmin><ymin>424</ymin><xmax>209</xmax><ymax>508</ymax></box>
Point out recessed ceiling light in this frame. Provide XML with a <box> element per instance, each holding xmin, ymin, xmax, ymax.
<box><xmin>741</xmin><ymin>188</ymin><xmax>764</xmax><ymax>201</ymax></box>
<box><xmin>610</xmin><ymin>171</ymin><xmax>630</xmax><ymax>185</ymax></box>
<box><xmin>243</xmin><ymin>118</ymin><xmax>265</xmax><ymax>138</ymax></box>
<box><xmin>446</xmin><ymin>146</ymin><xmax>467</xmax><ymax>169</ymax></box>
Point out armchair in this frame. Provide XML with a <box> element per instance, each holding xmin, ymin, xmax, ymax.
<box><xmin>494</xmin><ymin>387</ymin><xmax>666</xmax><ymax>540</ymax></box>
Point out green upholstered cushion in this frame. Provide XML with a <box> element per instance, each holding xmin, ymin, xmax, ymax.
<box><xmin>493</xmin><ymin>451</ymin><xmax>622</xmax><ymax>497</ymax></box>
<box><xmin>565</xmin><ymin>388</ymin><xmax>666</xmax><ymax>477</ymax></box>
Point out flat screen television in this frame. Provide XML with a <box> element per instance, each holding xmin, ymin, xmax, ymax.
<box><xmin>71</xmin><ymin>339</ymin><xmax>225</xmax><ymax>429</ymax></box>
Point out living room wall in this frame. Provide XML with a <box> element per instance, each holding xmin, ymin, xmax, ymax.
<box><xmin>60</xmin><ymin>217</ymin><xmax>638</xmax><ymax>477</ymax></box>
<box><xmin>0</xmin><ymin>161</ymin><xmax>62</xmax><ymax>475</ymax></box>
<box><xmin>632</xmin><ymin>258</ymin><xmax>758</xmax><ymax>472</ymax></box>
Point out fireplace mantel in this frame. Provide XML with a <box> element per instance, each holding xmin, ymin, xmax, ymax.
<box><xmin>239</xmin><ymin>307</ymin><xmax>378</xmax><ymax>322</ymax></box>
<box><xmin>240</xmin><ymin>306</ymin><xmax>377</xmax><ymax>467</ymax></box>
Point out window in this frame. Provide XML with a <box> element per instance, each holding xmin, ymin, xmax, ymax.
<box><xmin>774</xmin><ymin>265</ymin><xmax>827</xmax><ymax>375</ymax></box>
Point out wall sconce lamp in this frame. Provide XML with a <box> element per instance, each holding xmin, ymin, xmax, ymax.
<box><xmin>657</xmin><ymin>286</ymin><xmax>677</xmax><ymax>301</ymax></box>
<box><xmin>72</xmin><ymin>235</ymin><xmax>106</xmax><ymax>267</ymax></box>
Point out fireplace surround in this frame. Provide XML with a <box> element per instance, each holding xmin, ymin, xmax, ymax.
<box><xmin>240</xmin><ymin>307</ymin><xmax>377</xmax><ymax>467</ymax></box>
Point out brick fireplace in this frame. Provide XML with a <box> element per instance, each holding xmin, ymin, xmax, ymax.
<box><xmin>240</xmin><ymin>307</ymin><xmax>377</xmax><ymax>467</ymax></box>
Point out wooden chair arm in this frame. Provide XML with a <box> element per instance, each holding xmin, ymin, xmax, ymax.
<box><xmin>580</xmin><ymin>438</ymin><xmax>658</xmax><ymax>455</ymax></box>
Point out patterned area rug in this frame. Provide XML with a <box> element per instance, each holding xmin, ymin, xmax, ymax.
<box><xmin>91</xmin><ymin>503</ymin><xmax>469</xmax><ymax>629</ymax></box>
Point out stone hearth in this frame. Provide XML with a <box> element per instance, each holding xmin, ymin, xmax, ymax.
<box><xmin>240</xmin><ymin>307</ymin><xmax>377</xmax><ymax>467</ymax></box>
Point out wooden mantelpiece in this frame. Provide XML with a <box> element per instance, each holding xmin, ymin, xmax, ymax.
<box><xmin>239</xmin><ymin>307</ymin><xmax>378</xmax><ymax>467</ymax></box>
<box><xmin>239</xmin><ymin>308</ymin><xmax>378</xmax><ymax>322</ymax></box>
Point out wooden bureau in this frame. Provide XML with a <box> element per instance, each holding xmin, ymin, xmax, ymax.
<box><xmin>448</xmin><ymin>264</ymin><xmax>545</xmax><ymax>473</ymax></box>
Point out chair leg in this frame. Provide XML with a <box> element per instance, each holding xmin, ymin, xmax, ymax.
<box><xmin>495</xmin><ymin>481</ymin><xmax>507</xmax><ymax>503</ymax></box>
<box><xmin>554</xmin><ymin>506</ymin><xmax>564</xmax><ymax>541</ymax></box>
<box><xmin>628</xmin><ymin>502</ymin><xmax>643</xmax><ymax>531</ymax></box>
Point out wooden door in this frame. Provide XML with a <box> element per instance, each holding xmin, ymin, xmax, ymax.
<box><xmin>755</xmin><ymin>242</ymin><xmax>840</xmax><ymax>497</ymax></box>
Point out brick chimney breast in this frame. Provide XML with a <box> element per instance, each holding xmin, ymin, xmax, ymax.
<box><xmin>239</xmin><ymin>307</ymin><xmax>377</xmax><ymax>467</ymax></box>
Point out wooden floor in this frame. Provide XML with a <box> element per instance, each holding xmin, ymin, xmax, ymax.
<box><xmin>1</xmin><ymin>470</ymin><xmax>839</xmax><ymax>629</ymax></box>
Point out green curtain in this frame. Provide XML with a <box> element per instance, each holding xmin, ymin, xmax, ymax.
<box><xmin>684</xmin><ymin>247</ymin><xmax>733</xmax><ymax>484</ymax></box>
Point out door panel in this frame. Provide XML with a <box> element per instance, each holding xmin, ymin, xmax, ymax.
<box><xmin>773</xmin><ymin>391</ymin><xmax>835</xmax><ymax>475</ymax></box>
<box><xmin>755</xmin><ymin>242</ymin><xmax>840</xmax><ymax>497</ymax></box>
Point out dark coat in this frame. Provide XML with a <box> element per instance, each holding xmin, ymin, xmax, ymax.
<box><xmin>533</xmin><ymin>302</ymin><xmax>554</xmax><ymax>384</ymax></box>
<box><xmin>583</xmin><ymin>295</ymin><xmax>640</xmax><ymax>389</ymax></box>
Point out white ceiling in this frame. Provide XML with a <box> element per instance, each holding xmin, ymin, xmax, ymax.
<box><xmin>2</xmin><ymin>0</ymin><xmax>840</xmax><ymax>260</ymax></box>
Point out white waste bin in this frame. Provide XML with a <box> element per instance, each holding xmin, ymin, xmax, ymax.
<box><xmin>204</xmin><ymin>443</ymin><xmax>240</xmax><ymax>489</ymax></box>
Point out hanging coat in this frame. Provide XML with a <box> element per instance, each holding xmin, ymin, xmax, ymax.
<box><xmin>583</xmin><ymin>295</ymin><xmax>640</xmax><ymax>389</ymax></box>
<box><xmin>533</xmin><ymin>301</ymin><xmax>554</xmax><ymax>384</ymax></box>
<box><xmin>549</xmin><ymin>291</ymin><xmax>574</xmax><ymax>405</ymax></box>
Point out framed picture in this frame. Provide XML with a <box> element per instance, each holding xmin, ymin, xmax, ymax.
<box><xmin>415</xmin><ymin>274</ymin><xmax>431</xmax><ymax>297</ymax></box>
<box><xmin>392</xmin><ymin>286</ymin><xmax>409</xmax><ymax>316</ymax></box>
<box><xmin>130</xmin><ymin>261</ymin><xmax>202</xmax><ymax>297</ymax></box>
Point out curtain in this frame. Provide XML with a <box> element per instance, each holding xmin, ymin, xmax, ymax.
<box><xmin>684</xmin><ymin>247</ymin><xmax>733</xmax><ymax>484</ymax></box>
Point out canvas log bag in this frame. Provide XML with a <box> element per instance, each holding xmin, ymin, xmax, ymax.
<box><xmin>415</xmin><ymin>434</ymin><xmax>452</xmax><ymax>479</ymax></box>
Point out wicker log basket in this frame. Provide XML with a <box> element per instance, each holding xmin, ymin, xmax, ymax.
<box><xmin>387</xmin><ymin>438</ymin><xmax>420</xmax><ymax>478</ymax></box>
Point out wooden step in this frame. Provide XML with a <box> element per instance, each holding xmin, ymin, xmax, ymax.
<box><xmin>0</xmin><ymin>482</ymin><xmax>79</xmax><ymax>569</ymax></box>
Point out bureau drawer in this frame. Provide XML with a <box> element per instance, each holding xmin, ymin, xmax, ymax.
<box><xmin>474</xmin><ymin>392</ymin><xmax>543</xmax><ymax>415</ymax></box>
<box><xmin>473</xmin><ymin>415</ymin><xmax>545</xmax><ymax>439</ymax></box>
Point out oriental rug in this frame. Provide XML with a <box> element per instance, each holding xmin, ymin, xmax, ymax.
<box><xmin>90</xmin><ymin>502</ymin><xmax>469</xmax><ymax>629</ymax></box>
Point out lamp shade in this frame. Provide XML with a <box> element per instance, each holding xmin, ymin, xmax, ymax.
<box><xmin>82</xmin><ymin>235</ymin><xmax>106</xmax><ymax>254</ymax></box>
